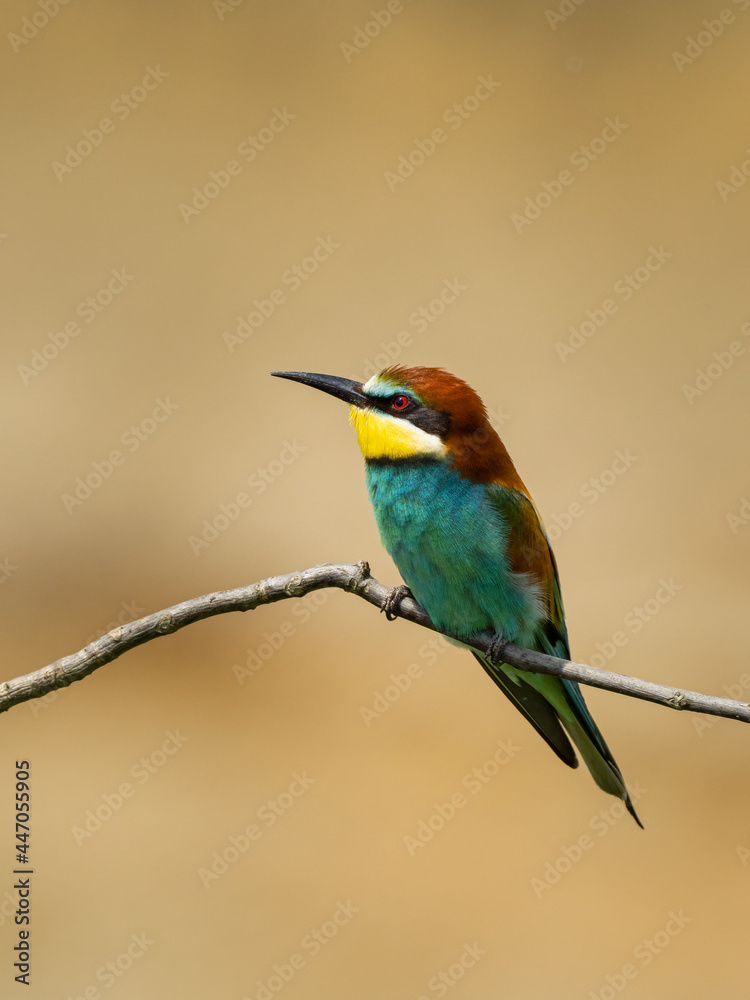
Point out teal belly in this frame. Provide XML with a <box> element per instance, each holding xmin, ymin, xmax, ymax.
<box><xmin>365</xmin><ymin>460</ymin><xmax>542</xmax><ymax>645</ymax></box>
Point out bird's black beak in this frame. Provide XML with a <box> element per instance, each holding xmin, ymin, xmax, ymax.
<box><xmin>271</xmin><ymin>371</ymin><xmax>366</xmax><ymax>408</ymax></box>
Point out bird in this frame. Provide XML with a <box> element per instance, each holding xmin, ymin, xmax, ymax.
<box><xmin>271</xmin><ymin>365</ymin><xmax>642</xmax><ymax>826</ymax></box>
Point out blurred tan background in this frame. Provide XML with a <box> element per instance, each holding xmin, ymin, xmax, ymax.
<box><xmin>2</xmin><ymin>1</ymin><xmax>750</xmax><ymax>997</ymax></box>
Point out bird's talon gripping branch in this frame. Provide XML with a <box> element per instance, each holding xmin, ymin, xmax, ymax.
<box><xmin>380</xmin><ymin>585</ymin><xmax>413</xmax><ymax>621</ymax></box>
<box><xmin>487</xmin><ymin>634</ymin><xmax>509</xmax><ymax>666</ymax></box>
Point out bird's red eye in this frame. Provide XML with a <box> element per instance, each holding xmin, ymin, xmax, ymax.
<box><xmin>392</xmin><ymin>395</ymin><xmax>409</xmax><ymax>410</ymax></box>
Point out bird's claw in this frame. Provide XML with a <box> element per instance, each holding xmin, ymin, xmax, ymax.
<box><xmin>487</xmin><ymin>633</ymin><xmax>509</xmax><ymax>666</ymax></box>
<box><xmin>380</xmin><ymin>585</ymin><xmax>413</xmax><ymax>621</ymax></box>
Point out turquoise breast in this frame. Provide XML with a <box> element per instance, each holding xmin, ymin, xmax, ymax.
<box><xmin>365</xmin><ymin>459</ymin><xmax>542</xmax><ymax>645</ymax></box>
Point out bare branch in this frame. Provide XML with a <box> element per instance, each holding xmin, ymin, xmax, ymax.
<box><xmin>2</xmin><ymin>561</ymin><xmax>748</xmax><ymax>724</ymax></box>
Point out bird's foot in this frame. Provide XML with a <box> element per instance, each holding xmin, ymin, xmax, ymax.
<box><xmin>487</xmin><ymin>633</ymin><xmax>509</xmax><ymax>666</ymax></box>
<box><xmin>380</xmin><ymin>585</ymin><xmax>413</xmax><ymax>621</ymax></box>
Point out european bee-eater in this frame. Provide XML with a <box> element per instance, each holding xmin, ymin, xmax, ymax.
<box><xmin>272</xmin><ymin>366</ymin><xmax>641</xmax><ymax>826</ymax></box>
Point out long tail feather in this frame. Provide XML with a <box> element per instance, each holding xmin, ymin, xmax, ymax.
<box><xmin>476</xmin><ymin>652</ymin><xmax>643</xmax><ymax>827</ymax></box>
<box><xmin>473</xmin><ymin>653</ymin><xmax>578</xmax><ymax>769</ymax></box>
<box><xmin>558</xmin><ymin>679</ymin><xmax>643</xmax><ymax>828</ymax></box>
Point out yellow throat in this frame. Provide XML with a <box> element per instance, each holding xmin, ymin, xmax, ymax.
<box><xmin>349</xmin><ymin>406</ymin><xmax>446</xmax><ymax>460</ymax></box>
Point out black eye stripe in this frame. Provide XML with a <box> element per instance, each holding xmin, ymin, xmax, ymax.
<box><xmin>365</xmin><ymin>392</ymin><xmax>418</xmax><ymax>415</ymax></box>
<box><xmin>362</xmin><ymin>392</ymin><xmax>452</xmax><ymax>437</ymax></box>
